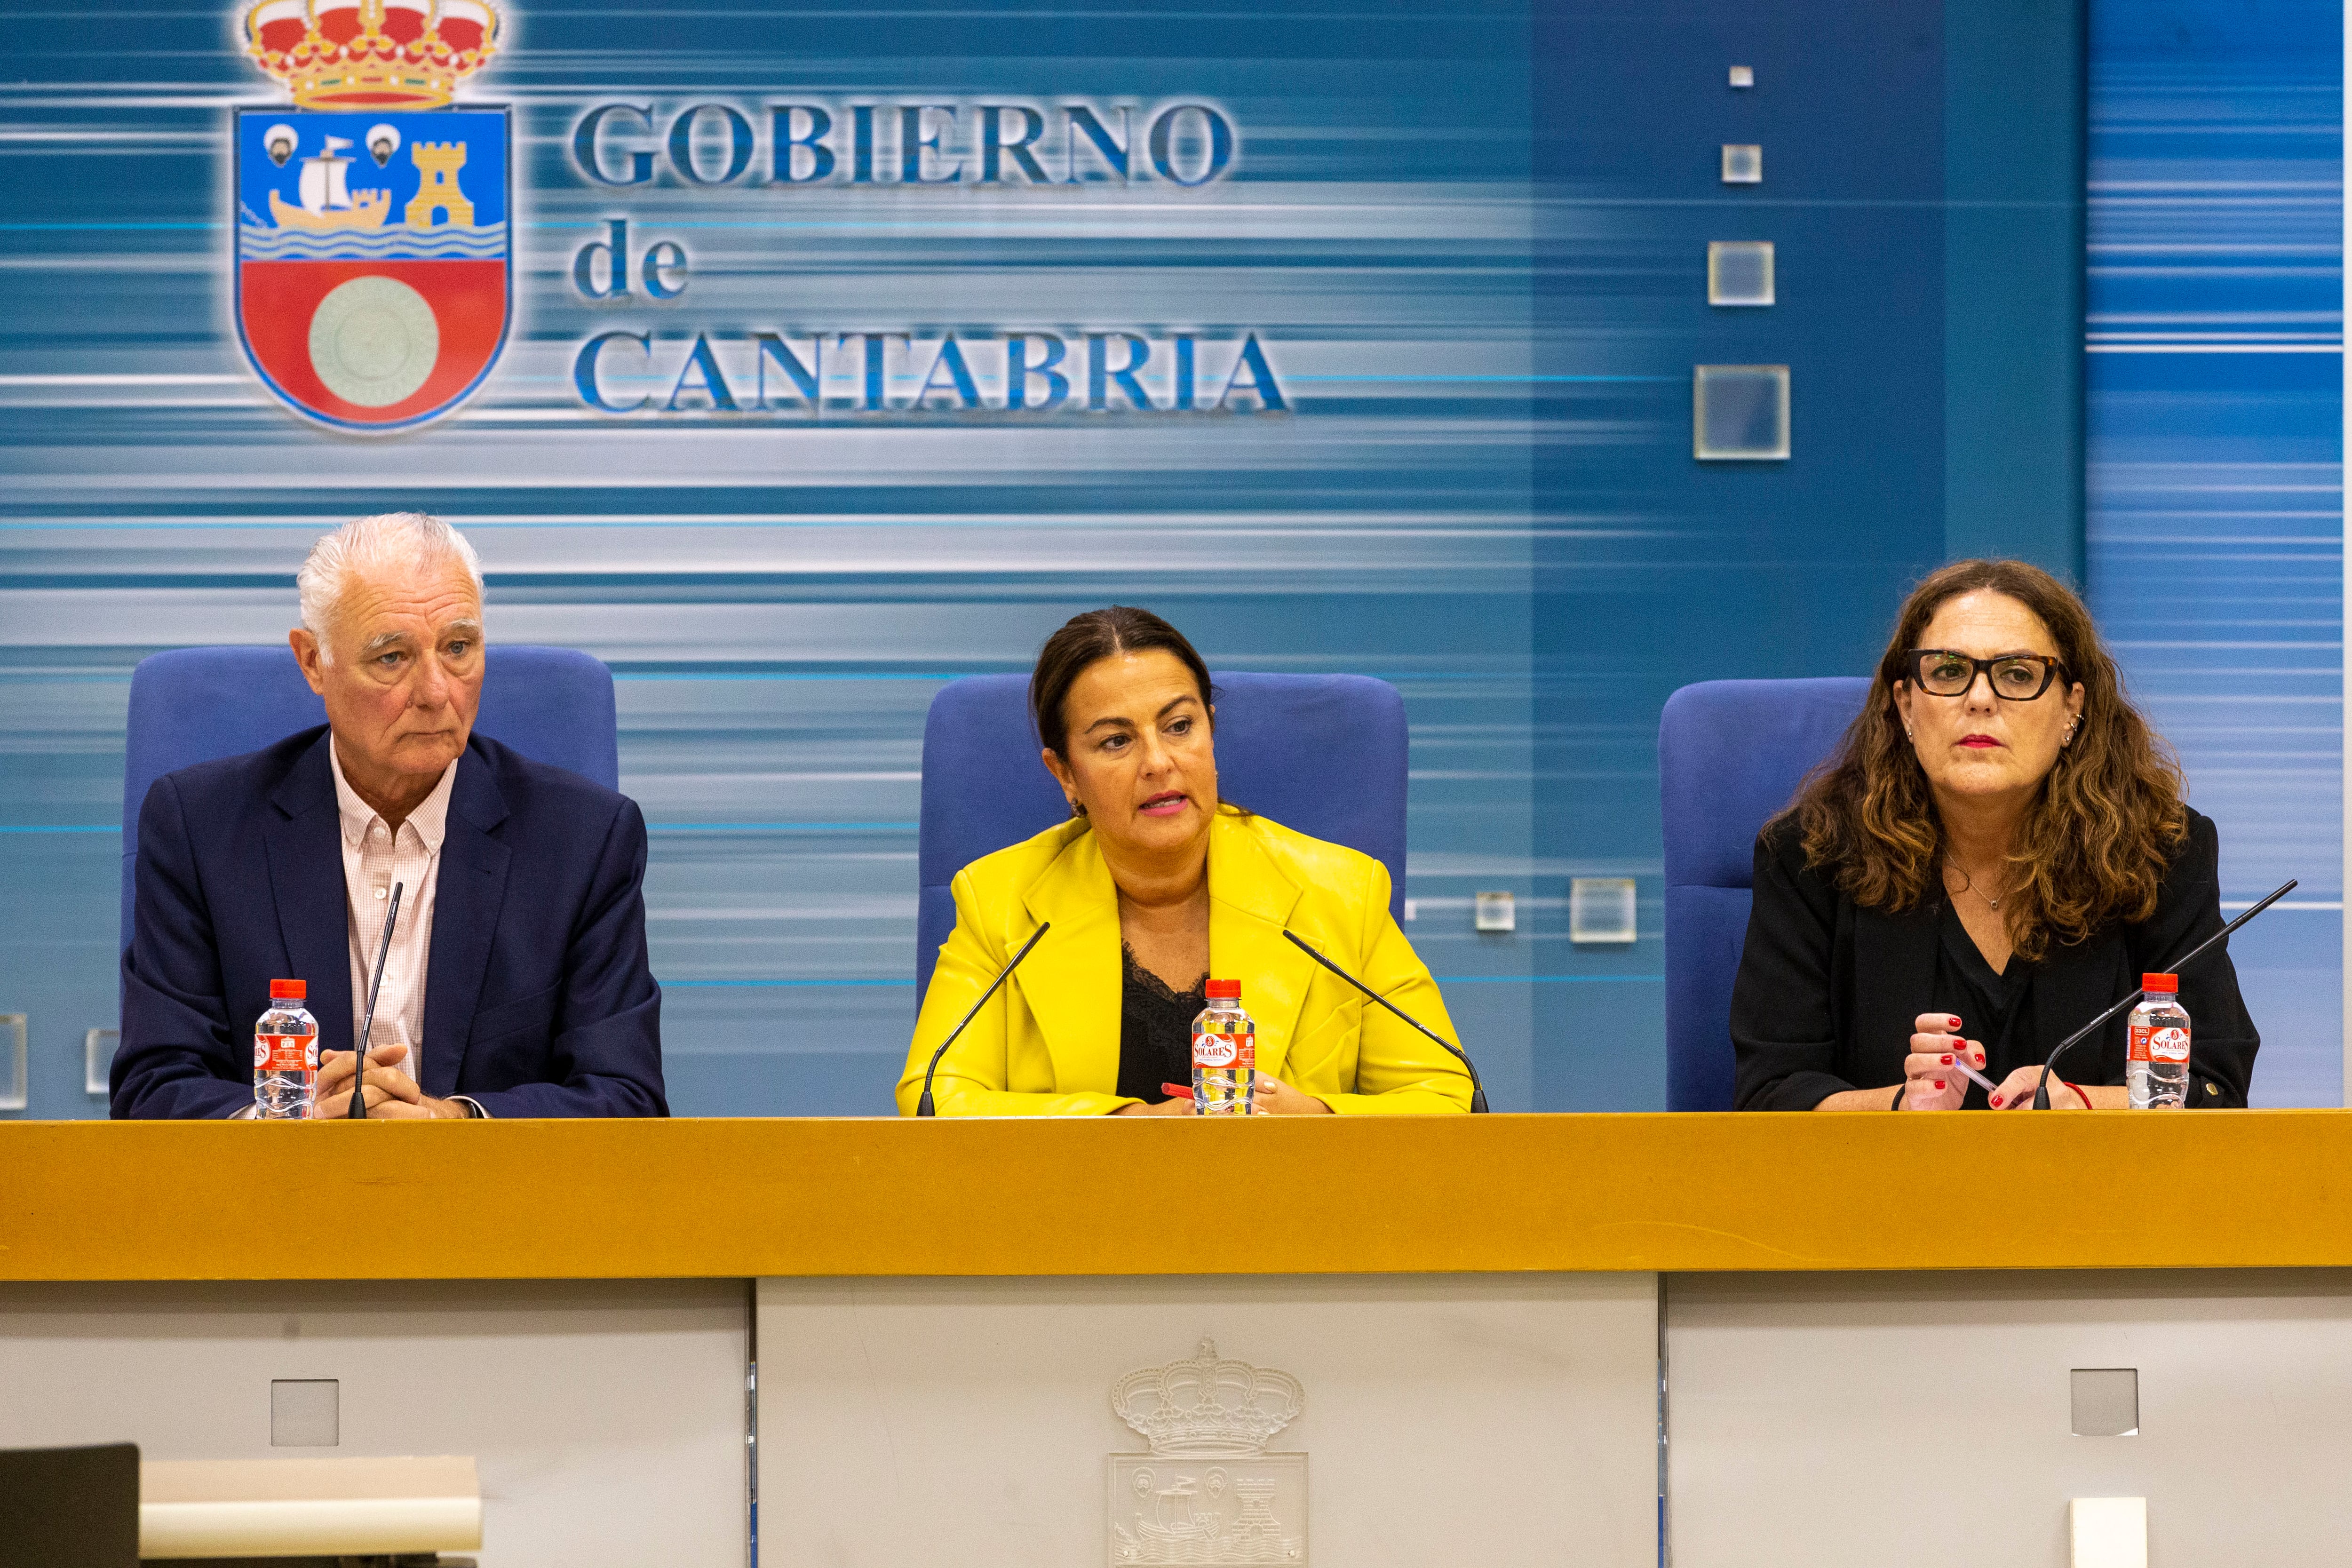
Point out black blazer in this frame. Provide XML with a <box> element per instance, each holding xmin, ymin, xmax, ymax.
<box><xmin>1731</xmin><ymin>808</ymin><xmax>2258</xmax><ymax>1111</ymax></box>
<box><xmin>114</xmin><ymin>726</ymin><xmax>667</xmax><ymax>1120</ymax></box>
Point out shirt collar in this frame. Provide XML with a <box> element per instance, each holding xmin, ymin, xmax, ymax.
<box><xmin>328</xmin><ymin>734</ymin><xmax>458</xmax><ymax>854</ymax></box>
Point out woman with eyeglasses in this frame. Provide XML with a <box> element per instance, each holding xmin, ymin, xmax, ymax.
<box><xmin>1731</xmin><ymin>559</ymin><xmax>2258</xmax><ymax>1112</ymax></box>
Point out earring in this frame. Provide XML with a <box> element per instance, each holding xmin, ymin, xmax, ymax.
<box><xmin>1068</xmin><ymin>799</ymin><xmax>1087</xmax><ymax>818</ymax></box>
<box><xmin>1904</xmin><ymin>727</ymin><xmax>1914</xmax><ymax>741</ymax></box>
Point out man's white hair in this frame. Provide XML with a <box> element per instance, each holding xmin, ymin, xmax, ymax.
<box><xmin>296</xmin><ymin>511</ymin><xmax>484</xmax><ymax>664</ymax></box>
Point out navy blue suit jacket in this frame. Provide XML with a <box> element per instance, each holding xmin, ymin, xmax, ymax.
<box><xmin>113</xmin><ymin>726</ymin><xmax>667</xmax><ymax>1119</ymax></box>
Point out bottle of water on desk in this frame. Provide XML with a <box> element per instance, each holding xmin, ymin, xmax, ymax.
<box><xmin>2127</xmin><ymin>972</ymin><xmax>2190</xmax><ymax>1110</ymax></box>
<box><xmin>254</xmin><ymin>979</ymin><xmax>318</xmax><ymax>1119</ymax></box>
<box><xmin>1192</xmin><ymin>979</ymin><xmax>1256</xmax><ymax>1115</ymax></box>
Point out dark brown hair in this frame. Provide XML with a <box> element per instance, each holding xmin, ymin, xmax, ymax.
<box><xmin>1782</xmin><ymin>558</ymin><xmax>2187</xmax><ymax>960</ymax></box>
<box><xmin>1030</xmin><ymin>606</ymin><xmax>1217</xmax><ymax>757</ymax></box>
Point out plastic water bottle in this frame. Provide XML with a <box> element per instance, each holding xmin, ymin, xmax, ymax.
<box><xmin>2127</xmin><ymin>971</ymin><xmax>2190</xmax><ymax>1110</ymax></box>
<box><xmin>254</xmin><ymin>978</ymin><xmax>319</xmax><ymax>1119</ymax></box>
<box><xmin>1192</xmin><ymin>979</ymin><xmax>1256</xmax><ymax>1115</ymax></box>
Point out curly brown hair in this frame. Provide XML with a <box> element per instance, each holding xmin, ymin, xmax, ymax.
<box><xmin>1782</xmin><ymin>559</ymin><xmax>2187</xmax><ymax>961</ymax></box>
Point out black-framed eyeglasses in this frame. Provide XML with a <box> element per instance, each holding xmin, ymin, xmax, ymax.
<box><xmin>1907</xmin><ymin>649</ymin><xmax>2070</xmax><ymax>701</ymax></box>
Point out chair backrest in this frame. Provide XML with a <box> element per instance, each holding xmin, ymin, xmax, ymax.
<box><xmin>120</xmin><ymin>645</ymin><xmax>619</xmax><ymax>959</ymax></box>
<box><xmin>917</xmin><ymin>671</ymin><xmax>1409</xmax><ymax>999</ymax></box>
<box><xmin>1659</xmin><ymin>677</ymin><xmax>1871</xmax><ymax>1111</ymax></box>
<box><xmin>0</xmin><ymin>1443</ymin><xmax>140</xmax><ymax>1568</ymax></box>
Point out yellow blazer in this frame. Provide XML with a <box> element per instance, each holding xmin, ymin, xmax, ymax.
<box><xmin>896</xmin><ymin>807</ymin><xmax>1473</xmax><ymax>1116</ymax></box>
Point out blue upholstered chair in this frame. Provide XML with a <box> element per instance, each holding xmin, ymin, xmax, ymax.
<box><xmin>917</xmin><ymin>672</ymin><xmax>1409</xmax><ymax>999</ymax></box>
<box><xmin>1659</xmin><ymin>677</ymin><xmax>1870</xmax><ymax>1111</ymax></box>
<box><xmin>119</xmin><ymin>645</ymin><xmax>619</xmax><ymax>959</ymax></box>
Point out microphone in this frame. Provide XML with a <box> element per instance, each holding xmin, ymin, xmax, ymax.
<box><xmin>916</xmin><ymin>921</ymin><xmax>1050</xmax><ymax>1117</ymax></box>
<box><xmin>2031</xmin><ymin>877</ymin><xmax>2295</xmax><ymax>1110</ymax></box>
<box><xmin>347</xmin><ymin>880</ymin><xmax>404</xmax><ymax>1121</ymax></box>
<box><xmin>1282</xmin><ymin>929</ymin><xmax>1489</xmax><ymax>1113</ymax></box>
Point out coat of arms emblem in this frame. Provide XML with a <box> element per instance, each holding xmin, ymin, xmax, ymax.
<box><xmin>1109</xmin><ymin>1340</ymin><xmax>1308</xmax><ymax>1565</ymax></box>
<box><xmin>232</xmin><ymin>0</ymin><xmax>509</xmax><ymax>429</ymax></box>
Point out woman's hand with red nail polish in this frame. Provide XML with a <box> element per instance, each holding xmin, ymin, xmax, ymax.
<box><xmin>1900</xmin><ymin>1013</ymin><xmax>1970</xmax><ymax>1111</ymax></box>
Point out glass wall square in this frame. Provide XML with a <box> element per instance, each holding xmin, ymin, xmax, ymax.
<box><xmin>1720</xmin><ymin>143</ymin><xmax>1762</xmax><ymax>183</ymax></box>
<box><xmin>1708</xmin><ymin>241</ymin><xmax>1775</xmax><ymax>306</ymax></box>
<box><xmin>1693</xmin><ymin>365</ymin><xmax>1789</xmax><ymax>460</ymax></box>
<box><xmin>1569</xmin><ymin>877</ymin><xmax>1638</xmax><ymax>944</ymax></box>
<box><xmin>1728</xmin><ymin>64</ymin><xmax>1755</xmax><ymax>88</ymax></box>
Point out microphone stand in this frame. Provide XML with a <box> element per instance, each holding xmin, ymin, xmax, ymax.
<box><xmin>348</xmin><ymin>881</ymin><xmax>403</xmax><ymax>1120</ymax></box>
<box><xmin>1284</xmin><ymin>929</ymin><xmax>1489</xmax><ymax>1113</ymax></box>
<box><xmin>2030</xmin><ymin>877</ymin><xmax>2295</xmax><ymax>1110</ymax></box>
<box><xmin>916</xmin><ymin>922</ymin><xmax>1049</xmax><ymax>1117</ymax></box>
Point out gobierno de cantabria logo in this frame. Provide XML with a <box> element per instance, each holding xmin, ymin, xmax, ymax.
<box><xmin>234</xmin><ymin>0</ymin><xmax>509</xmax><ymax>430</ymax></box>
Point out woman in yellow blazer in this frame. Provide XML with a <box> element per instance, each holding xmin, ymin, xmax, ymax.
<box><xmin>896</xmin><ymin>605</ymin><xmax>1474</xmax><ymax>1117</ymax></box>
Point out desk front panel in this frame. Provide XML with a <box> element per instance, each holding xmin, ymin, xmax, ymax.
<box><xmin>0</xmin><ymin>1279</ymin><xmax>749</xmax><ymax>1568</ymax></box>
<box><xmin>1668</xmin><ymin>1269</ymin><xmax>2352</xmax><ymax>1566</ymax></box>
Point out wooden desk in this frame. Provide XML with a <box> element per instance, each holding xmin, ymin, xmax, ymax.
<box><xmin>7</xmin><ymin>1114</ymin><xmax>2351</xmax><ymax>1568</ymax></box>
<box><xmin>6</xmin><ymin>1110</ymin><xmax>2352</xmax><ymax>1281</ymax></box>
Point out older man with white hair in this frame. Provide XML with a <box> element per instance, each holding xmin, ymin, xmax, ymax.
<box><xmin>113</xmin><ymin>511</ymin><xmax>666</xmax><ymax>1119</ymax></box>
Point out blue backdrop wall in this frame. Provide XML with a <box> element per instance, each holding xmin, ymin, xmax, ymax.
<box><xmin>1</xmin><ymin>0</ymin><xmax>2327</xmax><ymax>1118</ymax></box>
<box><xmin>2085</xmin><ymin>0</ymin><xmax>2344</xmax><ymax>1107</ymax></box>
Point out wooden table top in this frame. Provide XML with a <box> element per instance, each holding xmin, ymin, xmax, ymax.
<box><xmin>4</xmin><ymin>1111</ymin><xmax>2347</xmax><ymax>1281</ymax></box>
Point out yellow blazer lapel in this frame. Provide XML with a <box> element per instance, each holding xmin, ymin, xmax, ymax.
<box><xmin>1015</xmin><ymin>828</ymin><xmax>1124</xmax><ymax>1094</ymax></box>
<box><xmin>1205</xmin><ymin>813</ymin><xmax>1317</xmax><ymax>1081</ymax></box>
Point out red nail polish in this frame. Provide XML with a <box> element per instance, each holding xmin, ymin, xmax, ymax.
<box><xmin>1941</xmin><ymin>1054</ymin><xmax>1953</xmax><ymax>1065</ymax></box>
<box><xmin>1948</xmin><ymin>1017</ymin><xmax>1962</xmax><ymax>1027</ymax></box>
<box><xmin>1990</xmin><ymin>1096</ymin><xmax>2002</xmax><ymax>1107</ymax></box>
<box><xmin>1933</xmin><ymin>1080</ymin><xmax>1946</xmax><ymax>1090</ymax></box>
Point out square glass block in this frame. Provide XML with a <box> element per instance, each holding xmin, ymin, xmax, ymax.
<box><xmin>1708</xmin><ymin>241</ymin><xmax>1775</xmax><ymax>306</ymax></box>
<box><xmin>270</xmin><ymin>1379</ymin><xmax>340</xmax><ymax>1447</ymax></box>
<box><xmin>86</xmin><ymin>1028</ymin><xmax>119</xmax><ymax>1096</ymax></box>
<box><xmin>2071</xmin><ymin>1368</ymin><xmax>2139</xmax><ymax>1437</ymax></box>
<box><xmin>1569</xmin><ymin>878</ymin><xmax>1638</xmax><ymax>945</ymax></box>
<box><xmin>1693</xmin><ymin>365</ymin><xmax>1790</xmax><ymax>460</ymax></box>
<box><xmin>1728</xmin><ymin>64</ymin><xmax>1755</xmax><ymax>88</ymax></box>
<box><xmin>1720</xmin><ymin>143</ymin><xmax>1762</xmax><ymax>183</ymax></box>
<box><xmin>1473</xmin><ymin>891</ymin><xmax>1516</xmax><ymax>932</ymax></box>
<box><xmin>0</xmin><ymin>1014</ymin><xmax>23</xmax><ymax>1112</ymax></box>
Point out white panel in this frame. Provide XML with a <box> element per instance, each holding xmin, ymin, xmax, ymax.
<box><xmin>758</xmin><ymin>1272</ymin><xmax>1658</xmax><ymax>1568</ymax></box>
<box><xmin>2069</xmin><ymin>1497</ymin><xmax>2146</xmax><ymax>1568</ymax></box>
<box><xmin>0</xmin><ymin>1280</ymin><xmax>747</xmax><ymax>1568</ymax></box>
<box><xmin>1668</xmin><ymin>1269</ymin><xmax>2352</xmax><ymax>1567</ymax></box>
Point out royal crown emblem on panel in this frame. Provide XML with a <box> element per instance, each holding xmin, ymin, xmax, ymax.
<box><xmin>1108</xmin><ymin>1340</ymin><xmax>1308</xmax><ymax>1565</ymax></box>
<box><xmin>230</xmin><ymin>0</ymin><xmax>511</xmax><ymax>430</ymax></box>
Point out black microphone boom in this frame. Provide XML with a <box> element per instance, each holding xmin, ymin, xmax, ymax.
<box><xmin>915</xmin><ymin>922</ymin><xmax>1050</xmax><ymax>1117</ymax></box>
<box><xmin>348</xmin><ymin>880</ymin><xmax>404</xmax><ymax>1120</ymax></box>
<box><xmin>1283</xmin><ymin>929</ymin><xmax>1489</xmax><ymax>1113</ymax></box>
<box><xmin>2031</xmin><ymin>877</ymin><xmax>2296</xmax><ymax>1110</ymax></box>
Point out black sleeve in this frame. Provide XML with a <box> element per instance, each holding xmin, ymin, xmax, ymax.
<box><xmin>2130</xmin><ymin>812</ymin><xmax>2259</xmax><ymax>1108</ymax></box>
<box><xmin>1730</xmin><ymin>827</ymin><xmax>1857</xmax><ymax>1111</ymax></box>
<box><xmin>112</xmin><ymin>775</ymin><xmax>253</xmax><ymax>1120</ymax></box>
<box><xmin>465</xmin><ymin>796</ymin><xmax>667</xmax><ymax>1119</ymax></box>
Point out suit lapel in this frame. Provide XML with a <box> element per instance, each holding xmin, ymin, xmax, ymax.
<box><xmin>1851</xmin><ymin>898</ymin><xmax>1938</xmax><ymax>1079</ymax></box>
<box><xmin>1011</xmin><ymin>815</ymin><xmax>1314</xmax><ymax>1090</ymax></box>
<box><xmin>2033</xmin><ymin>928</ymin><xmax>2129</xmax><ymax>1078</ymax></box>
<box><xmin>1205</xmin><ymin>815</ymin><xmax>1312</xmax><ymax>1079</ymax></box>
<box><xmin>262</xmin><ymin>732</ymin><xmax>355</xmax><ymax>1053</ymax></box>
<box><xmin>1015</xmin><ymin>828</ymin><xmax>1122</xmax><ymax>1094</ymax></box>
<box><xmin>421</xmin><ymin>744</ymin><xmax>511</xmax><ymax>1099</ymax></box>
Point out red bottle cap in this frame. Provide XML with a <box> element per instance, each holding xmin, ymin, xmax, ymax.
<box><xmin>1205</xmin><ymin>979</ymin><xmax>1241</xmax><ymax>1000</ymax></box>
<box><xmin>270</xmin><ymin>979</ymin><xmax>306</xmax><ymax>1000</ymax></box>
<box><xmin>2142</xmin><ymin>973</ymin><xmax>2177</xmax><ymax>994</ymax></box>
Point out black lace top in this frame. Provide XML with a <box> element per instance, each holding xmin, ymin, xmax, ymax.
<box><xmin>1116</xmin><ymin>943</ymin><xmax>1207</xmax><ymax>1103</ymax></box>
